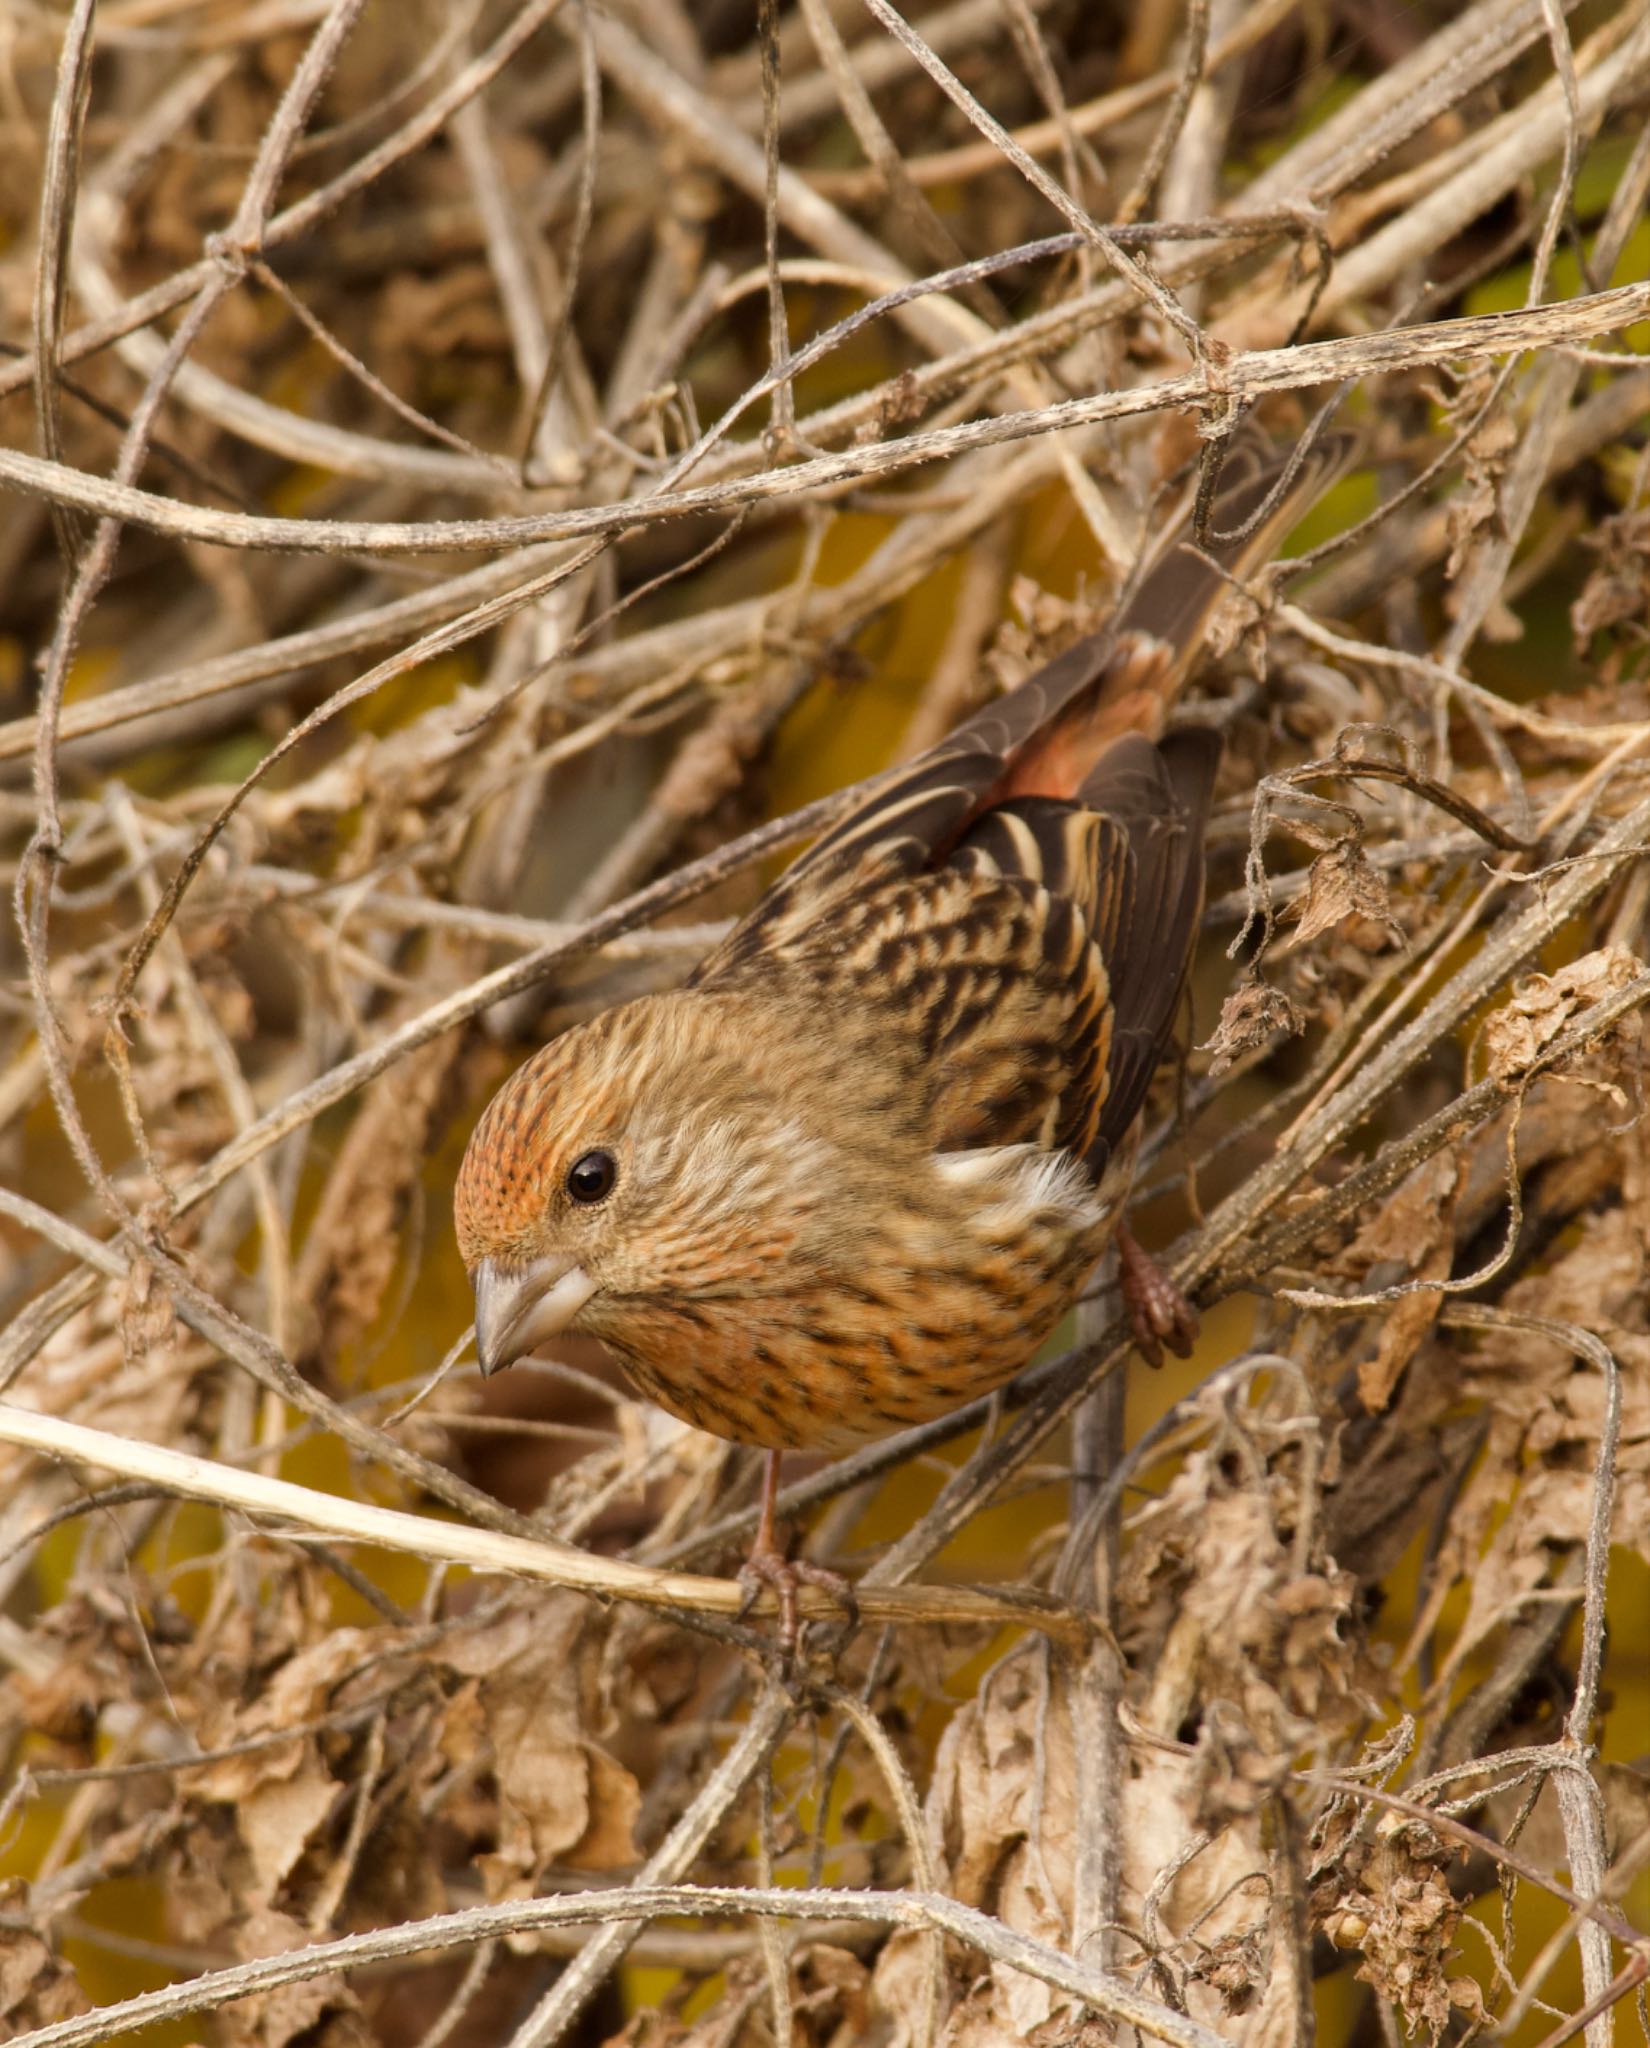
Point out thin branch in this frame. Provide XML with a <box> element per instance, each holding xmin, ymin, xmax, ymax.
<box><xmin>0</xmin><ymin>1399</ymin><xmax>1084</xmax><ymax>1642</ymax></box>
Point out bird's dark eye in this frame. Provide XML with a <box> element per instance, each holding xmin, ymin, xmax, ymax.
<box><xmin>566</xmin><ymin>1150</ymin><xmax>617</xmax><ymax>1204</ymax></box>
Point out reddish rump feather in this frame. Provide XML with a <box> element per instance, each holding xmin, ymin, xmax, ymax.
<box><xmin>996</xmin><ymin>636</ymin><xmax>1177</xmax><ymax>803</ymax></box>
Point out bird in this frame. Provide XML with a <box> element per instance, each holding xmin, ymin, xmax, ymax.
<box><xmin>454</xmin><ymin>438</ymin><xmax>1345</xmax><ymax>1649</ymax></box>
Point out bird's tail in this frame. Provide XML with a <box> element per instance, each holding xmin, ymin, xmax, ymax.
<box><xmin>980</xmin><ymin>432</ymin><xmax>1353</xmax><ymax>802</ymax></box>
<box><xmin>1122</xmin><ymin>433</ymin><xmax>1352</xmax><ymax>661</ymax></box>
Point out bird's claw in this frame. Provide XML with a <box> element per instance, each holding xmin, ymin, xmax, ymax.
<box><xmin>1117</xmin><ymin>1224</ymin><xmax>1199</xmax><ymax>1367</ymax></box>
<box><xmin>737</xmin><ymin>1548</ymin><xmax>858</xmax><ymax>1665</ymax></box>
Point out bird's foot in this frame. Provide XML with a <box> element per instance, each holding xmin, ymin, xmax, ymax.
<box><xmin>1117</xmin><ymin>1223</ymin><xmax>1199</xmax><ymax>1367</ymax></box>
<box><xmin>736</xmin><ymin>1546</ymin><xmax>858</xmax><ymax>1664</ymax></box>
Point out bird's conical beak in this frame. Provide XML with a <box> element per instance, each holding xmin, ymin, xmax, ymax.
<box><xmin>472</xmin><ymin>1257</ymin><xmax>598</xmax><ymax>1377</ymax></box>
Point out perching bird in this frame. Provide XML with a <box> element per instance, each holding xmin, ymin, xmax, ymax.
<box><xmin>455</xmin><ymin>440</ymin><xmax>1344</xmax><ymax>1645</ymax></box>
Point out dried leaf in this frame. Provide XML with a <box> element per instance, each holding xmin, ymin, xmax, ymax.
<box><xmin>1340</xmin><ymin>1151</ymin><xmax>1462</xmax><ymax>1411</ymax></box>
<box><xmin>986</xmin><ymin>579</ymin><xmax>1111</xmax><ymax>695</ymax></box>
<box><xmin>1200</xmin><ymin>978</ymin><xmax>1305</xmax><ymax>1076</ymax></box>
<box><xmin>1444</xmin><ymin>400</ymin><xmax>1516</xmax><ymax>585</ymax></box>
<box><xmin>1480</xmin><ymin>945</ymin><xmax>1646</xmax><ymax>1082</ymax></box>
<box><xmin>219</xmin><ymin>1907</ymin><xmax>364</xmax><ymax>2048</ymax></box>
<box><xmin>441</xmin><ymin>1599</ymin><xmax>639</xmax><ymax>1894</ymax></box>
<box><xmin>238</xmin><ymin>1756</ymin><xmax>340</xmax><ymax>1901</ymax></box>
<box><xmin>1291</xmin><ymin>838</ymin><xmax>1399</xmax><ymax>948</ymax></box>
<box><xmin>1315</xmin><ymin>1815</ymin><xmax>1463</xmax><ymax>2037</ymax></box>
<box><xmin>0</xmin><ymin>1922</ymin><xmax>88</xmax><ymax>2032</ymax></box>
<box><xmin>1572</xmin><ymin>505</ymin><xmax>1650</xmax><ymax>642</ymax></box>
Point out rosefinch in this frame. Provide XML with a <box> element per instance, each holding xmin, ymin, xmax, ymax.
<box><xmin>455</xmin><ymin>441</ymin><xmax>1344</xmax><ymax>1642</ymax></box>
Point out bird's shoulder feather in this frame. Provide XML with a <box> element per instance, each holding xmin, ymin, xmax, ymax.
<box><xmin>696</xmin><ymin>849</ymin><xmax>1115</xmax><ymax>1163</ymax></box>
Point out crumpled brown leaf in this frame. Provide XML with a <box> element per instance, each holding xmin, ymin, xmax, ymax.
<box><xmin>1480</xmin><ymin>945</ymin><xmax>1645</xmax><ymax>1083</ymax></box>
<box><xmin>874</xmin><ymin>1599</ymin><xmax>1340</xmax><ymax>2045</ymax></box>
<box><xmin>439</xmin><ymin>1596</ymin><xmax>639</xmax><ymax>1897</ymax></box>
<box><xmin>891</xmin><ymin>1646</ymin><xmax>1084</xmax><ymax>2046</ymax></box>
<box><xmin>1338</xmin><ymin>1151</ymin><xmax>1462</xmax><ymax>1412</ymax></box>
<box><xmin>1572</xmin><ymin>504</ymin><xmax>1650</xmax><ymax>643</ymax></box>
<box><xmin>990</xmin><ymin>577</ymin><xmax>1112</xmax><ymax>686</ymax></box>
<box><xmin>217</xmin><ymin>1906</ymin><xmax>365</xmax><ymax>2048</ymax></box>
<box><xmin>1444</xmin><ymin>398</ymin><xmax>1516</xmax><ymax>586</ymax></box>
<box><xmin>1425</xmin><ymin>1154</ymin><xmax>1649</xmax><ymax>1676</ymax></box>
<box><xmin>1314</xmin><ymin>1814</ymin><xmax>1466</xmax><ymax>2037</ymax></box>
<box><xmin>1122</xmin><ymin>1431</ymin><xmax>1368</xmax><ymax>1747</ymax></box>
<box><xmin>1201</xmin><ymin>977</ymin><xmax>1306</xmax><ymax>1076</ymax></box>
<box><xmin>1290</xmin><ymin>837</ymin><xmax>1400</xmax><ymax>949</ymax></box>
<box><xmin>188</xmin><ymin>1627</ymin><xmax>386</xmax><ymax>1907</ymax></box>
<box><xmin>0</xmin><ymin>1919</ymin><xmax>89</xmax><ymax>2033</ymax></box>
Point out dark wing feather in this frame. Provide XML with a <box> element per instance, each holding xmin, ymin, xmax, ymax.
<box><xmin>947</xmin><ymin>800</ymin><xmax>1129</xmax><ymax>1160</ymax></box>
<box><xmin>689</xmin><ymin>737</ymin><xmax>1002</xmax><ymax>985</ymax></box>
<box><xmin>1120</xmin><ymin>436</ymin><xmax>1348</xmax><ymax>654</ymax></box>
<box><xmin>937</xmin><ymin>722</ymin><xmax>1219</xmax><ymax>1169</ymax></box>
<box><xmin>1078</xmin><ymin>727</ymin><xmax>1222</xmax><ymax>1158</ymax></box>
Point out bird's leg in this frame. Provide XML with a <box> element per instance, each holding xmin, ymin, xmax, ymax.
<box><xmin>736</xmin><ymin>1449</ymin><xmax>857</xmax><ymax>1661</ymax></box>
<box><xmin>1116</xmin><ymin>1221</ymin><xmax>1199</xmax><ymax>1366</ymax></box>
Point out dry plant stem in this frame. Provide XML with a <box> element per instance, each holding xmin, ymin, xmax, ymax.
<box><xmin>826</xmin><ymin>1687</ymin><xmax>945</xmax><ymax>2045</ymax></box>
<box><xmin>854</xmin><ymin>0</ymin><xmax>1201</xmax><ymax>357</ymax></box>
<box><xmin>1225</xmin><ymin>968</ymin><xmax>1650</xmax><ymax>1288</ymax></box>
<box><xmin>0</xmin><ymin>539</ymin><xmax>580</xmax><ymax>766</ymax></box>
<box><xmin>16</xmin><ymin>0</ymin><xmax>374</xmax><ymax>1406</ymax></box>
<box><xmin>519</xmin><ymin>1</ymin><xmax>602</xmax><ymax>478</ymax></box>
<box><xmin>1198</xmin><ymin>796</ymin><xmax>1650</xmax><ymax>1285</ymax></box>
<box><xmin>1437</xmin><ymin>81</ymin><xmax>1650</xmax><ymax>676</ymax></box>
<box><xmin>0</xmin><ymin>0</ymin><xmax>1579</xmax><ymax>434</ymax></box>
<box><xmin>755</xmin><ymin>1767</ymin><xmax>796</xmax><ymax>2048</ymax></box>
<box><xmin>0</xmin><ymin>1399</ymin><xmax>1078</xmax><ymax>1643</ymax></box>
<box><xmin>1508</xmin><ymin>1842</ymin><xmax>1650</xmax><ymax>2048</ymax></box>
<box><xmin>1000</xmin><ymin>0</ymin><xmax>1095</xmax><ymax>220</ymax></box>
<box><xmin>579</xmin><ymin>9</ymin><xmax>967</xmax><ymax>364</ymax></box>
<box><xmin>1277</xmin><ymin>605</ymin><xmax>1650</xmax><ymax>754</ymax></box>
<box><xmin>107</xmin><ymin>534</ymin><xmax>612</xmax><ymax>1006</ymax></box>
<box><xmin>1116</xmin><ymin>0</ymin><xmax>1210</xmax><ymax>225</ymax></box>
<box><xmin>1306</xmin><ymin>367</ymin><xmax>1650</xmax><ymax>623</ymax></box>
<box><xmin>827</xmin><ymin>0</ymin><xmax>1516</xmax><ymax>198</ymax></box>
<box><xmin>0</xmin><ymin>277</ymin><xmax>1085</xmax><ymax>778</ymax></box>
<box><xmin>105</xmin><ymin>792</ymin><xmax>294</xmax><ymax>1368</ymax></box>
<box><xmin>1442</xmin><ymin>1305</ymin><xmax>1622</xmax><ymax>2048</ymax></box>
<box><xmin>3</xmin><ymin>349</ymin><xmax>1638</xmax><ymax>779</ymax></box>
<box><xmin>0</xmin><ymin>0</ymin><xmax>576</xmax><ymax>406</ymax></box>
<box><xmin>794</xmin><ymin>0</ymin><xmax>975</xmax><ymax>315</ymax></box>
<box><xmin>0</xmin><ymin>1182</ymin><xmax>548</xmax><ymax>1548</ymax></box>
<box><xmin>32</xmin><ymin>0</ymin><xmax>96</xmax><ymax>565</ymax></box>
<box><xmin>0</xmin><ymin>1882</ymin><xmax>1236</xmax><ymax>2048</ymax></box>
<box><xmin>72</xmin><ymin>0</ymin><xmax>505</xmax><ymax>492</ymax></box>
<box><xmin>1064</xmin><ymin>1287</ymin><xmax>1127</xmax><ymax>1968</ymax></box>
<box><xmin>244</xmin><ymin>252</ymin><xmax>512</xmax><ymax>472</ymax></box>
<box><xmin>1245</xmin><ymin>0</ymin><xmax>1588</xmax><ymax>216</ymax></box>
<box><xmin>10</xmin><ymin>5</ymin><xmax>532</xmax><ymax>1555</ymax></box>
<box><xmin>6</xmin><ymin>284</ymin><xmax>1646</xmax><ymax>557</ymax></box>
<box><xmin>1316</xmin><ymin>5</ymin><xmax>1650</xmax><ymax>325</ymax></box>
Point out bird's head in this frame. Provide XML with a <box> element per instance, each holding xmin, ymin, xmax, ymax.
<box><xmin>452</xmin><ymin>992</ymin><xmax>834</xmax><ymax>1376</ymax></box>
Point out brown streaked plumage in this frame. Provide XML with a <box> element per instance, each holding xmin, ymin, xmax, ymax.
<box><xmin>454</xmin><ymin>440</ymin><xmax>1348</xmax><ymax>1642</ymax></box>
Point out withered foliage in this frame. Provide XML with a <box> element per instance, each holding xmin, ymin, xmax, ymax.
<box><xmin>1</xmin><ymin>4</ymin><xmax>1648</xmax><ymax>2048</ymax></box>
